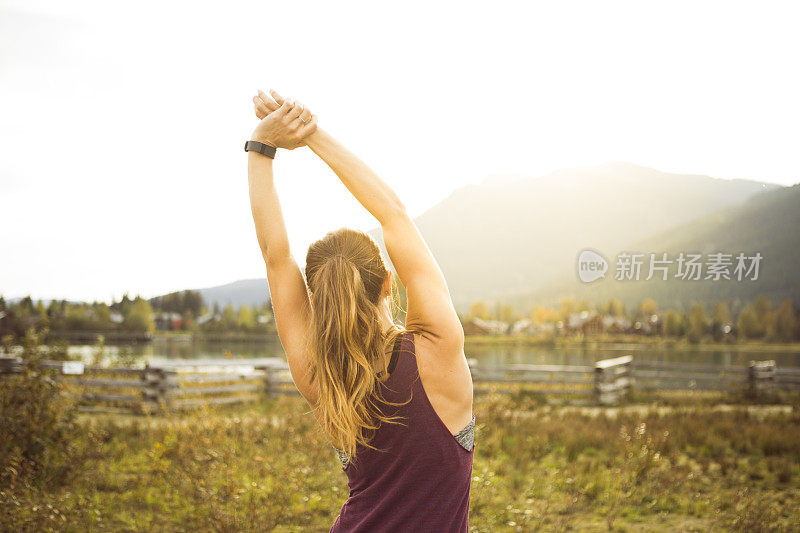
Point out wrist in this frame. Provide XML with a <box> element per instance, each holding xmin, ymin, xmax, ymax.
<box><xmin>245</xmin><ymin>140</ymin><xmax>277</xmax><ymax>159</ymax></box>
<box><xmin>251</xmin><ymin>132</ymin><xmax>277</xmax><ymax>148</ymax></box>
<box><xmin>303</xmin><ymin>128</ymin><xmax>325</xmax><ymax>149</ymax></box>
<box><xmin>247</xmin><ymin>150</ymin><xmax>274</xmax><ymax>163</ymax></box>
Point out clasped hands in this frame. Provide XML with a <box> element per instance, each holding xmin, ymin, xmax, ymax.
<box><xmin>251</xmin><ymin>89</ymin><xmax>318</xmax><ymax>150</ymax></box>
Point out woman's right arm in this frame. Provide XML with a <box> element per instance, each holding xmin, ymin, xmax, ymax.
<box><xmin>304</xmin><ymin>128</ymin><xmax>465</xmax><ymax>356</ymax></box>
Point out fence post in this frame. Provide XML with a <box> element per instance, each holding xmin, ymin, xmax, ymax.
<box><xmin>595</xmin><ymin>355</ymin><xmax>633</xmax><ymax>406</ymax></box>
<box><xmin>260</xmin><ymin>364</ymin><xmax>280</xmax><ymax>397</ymax></box>
<box><xmin>0</xmin><ymin>356</ymin><xmax>21</xmax><ymax>375</ymax></box>
<box><xmin>143</xmin><ymin>366</ymin><xmax>177</xmax><ymax>412</ymax></box>
<box><xmin>748</xmin><ymin>360</ymin><xmax>776</xmax><ymax>398</ymax></box>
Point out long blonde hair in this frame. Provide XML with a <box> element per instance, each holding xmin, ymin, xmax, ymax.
<box><xmin>304</xmin><ymin>228</ymin><xmax>412</xmax><ymax>464</ymax></box>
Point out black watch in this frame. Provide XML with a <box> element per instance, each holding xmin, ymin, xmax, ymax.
<box><xmin>244</xmin><ymin>140</ymin><xmax>277</xmax><ymax>159</ymax></box>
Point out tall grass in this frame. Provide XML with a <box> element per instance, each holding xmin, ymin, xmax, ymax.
<box><xmin>1</xmin><ymin>355</ymin><xmax>799</xmax><ymax>531</ymax></box>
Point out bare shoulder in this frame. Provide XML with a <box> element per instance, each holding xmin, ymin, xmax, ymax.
<box><xmin>410</xmin><ymin>330</ymin><xmax>474</xmax><ymax>433</ymax></box>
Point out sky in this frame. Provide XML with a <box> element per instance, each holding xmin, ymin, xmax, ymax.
<box><xmin>1</xmin><ymin>0</ymin><xmax>799</xmax><ymax>303</ymax></box>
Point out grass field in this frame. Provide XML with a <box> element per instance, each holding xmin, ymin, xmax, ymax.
<box><xmin>3</xmin><ymin>387</ymin><xmax>800</xmax><ymax>532</ymax></box>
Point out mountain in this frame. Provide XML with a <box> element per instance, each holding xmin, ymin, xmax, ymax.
<box><xmin>375</xmin><ymin>162</ymin><xmax>779</xmax><ymax>311</ymax></box>
<box><xmin>193</xmin><ymin>278</ymin><xmax>271</xmax><ymax>309</ymax></box>
<box><xmin>516</xmin><ymin>183</ymin><xmax>800</xmax><ymax>310</ymax></box>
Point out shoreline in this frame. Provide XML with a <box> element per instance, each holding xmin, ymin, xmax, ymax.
<box><xmin>464</xmin><ymin>334</ymin><xmax>800</xmax><ymax>352</ymax></box>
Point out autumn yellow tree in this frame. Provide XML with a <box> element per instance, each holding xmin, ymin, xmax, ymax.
<box><xmin>468</xmin><ymin>301</ymin><xmax>490</xmax><ymax>320</ymax></box>
<box><xmin>775</xmin><ymin>301</ymin><xmax>797</xmax><ymax>342</ymax></box>
<box><xmin>640</xmin><ymin>298</ymin><xmax>657</xmax><ymax>317</ymax></box>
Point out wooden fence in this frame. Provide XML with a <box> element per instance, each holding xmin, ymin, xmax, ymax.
<box><xmin>1</xmin><ymin>355</ymin><xmax>798</xmax><ymax>413</ymax></box>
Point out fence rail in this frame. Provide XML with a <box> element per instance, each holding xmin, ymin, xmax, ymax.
<box><xmin>2</xmin><ymin>355</ymin><xmax>798</xmax><ymax>413</ymax></box>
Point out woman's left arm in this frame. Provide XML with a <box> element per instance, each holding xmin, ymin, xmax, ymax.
<box><xmin>248</xmin><ymin>96</ymin><xmax>318</xmax><ymax>403</ymax></box>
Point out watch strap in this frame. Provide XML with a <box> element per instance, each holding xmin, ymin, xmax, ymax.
<box><xmin>244</xmin><ymin>140</ymin><xmax>277</xmax><ymax>159</ymax></box>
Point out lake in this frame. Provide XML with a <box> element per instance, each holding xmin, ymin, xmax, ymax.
<box><xmin>62</xmin><ymin>337</ymin><xmax>800</xmax><ymax>369</ymax></box>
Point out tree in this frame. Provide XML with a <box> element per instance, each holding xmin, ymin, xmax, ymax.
<box><xmin>150</xmin><ymin>290</ymin><xmax>204</xmax><ymax>316</ymax></box>
<box><xmin>753</xmin><ymin>296</ymin><xmax>775</xmax><ymax>338</ymax></box>
<box><xmin>712</xmin><ymin>302</ymin><xmax>731</xmax><ymax>324</ymax></box>
<box><xmin>775</xmin><ymin>301</ymin><xmax>797</xmax><ymax>342</ymax></box>
<box><xmin>640</xmin><ymin>298</ymin><xmax>657</xmax><ymax>317</ymax></box>
<box><xmin>35</xmin><ymin>300</ymin><xmax>48</xmax><ymax>328</ymax></box>
<box><xmin>183</xmin><ymin>291</ymin><xmax>204</xmax><ymax>316</ymax></box>
<box><xmin>223</xmin><ymin>304</ymin><xmax>238</xmax><ymax>330</ymax></box>
<box><xmin>531</xmin><ymin>306</ymin><xmax>557</xmax><ymax>324</ymax></box>
<box><xmin>711</xmin><ymin>302</ymin><xmax>732</xmax><ymax>341</ymax></box>
<box><xmin>94</xmin><ymin>302</ymin><xmax>112</xmax><ymax>329</ymax></box>
<box><xmin>736</xmin><ymin>304</ymin><xmax>762</xmax><ymax>339</ymax></box>
<box><xmin>17</xmin><ymin>296</ymin><xmax>34</xmax><ymax>317</ymax></box>
<box><xmin>559</xmin><ymin>298</ymin><xmax>576</xmax><ymax>322</ymax></box>
<box><xmin>606</xmin><ymin>299</ymin><xmax>625</xmax><ymax>317</ymax></box>
<box><xmin>499</xmin><ymin>305</ymin><xmax>516</xmax><ymax>323</ymax></box>
<box><xmin>468</xmin><ymin>301</ymin><xmax>489</xmax><ymax>320</ymax></box>
<box><xmin>237</xmin><ymin>305</ymin><xmax>256</xmax><ymax>331</ymax></box>
<box><xmin>117</xmin><ymin>293</ymin><xmax>133</xmax><ymax>315</ymax></box>
<box><xmin>64</xmin><ymin>305</ymin><xmax>92</xmax><ymax>331</ymax></box>
<box><xmin>664</xmin><ymin>310</ymin><xmax>685</xmax><ymax>337</ymax></box>
<box><xmin>753</xmin><ymin>296</ymin><xmax>772</xmax><ymax>321</ymax></box>
<box><xmin>687</xmin><ymin>303</ymin><xmax>707</xmax><ymax>343</ymax></box>
<box><xmin>123</xmin><ymin>299</ymin><xmax>155</xmax><ymax>333</ymax></box>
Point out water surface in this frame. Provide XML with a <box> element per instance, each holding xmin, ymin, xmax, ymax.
<box><xmin>63</xmin><ymin>338</ymin><xmax>800</xmax><ymax>369</ymax></box>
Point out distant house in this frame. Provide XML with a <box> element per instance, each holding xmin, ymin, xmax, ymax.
<box><xmin>155</xmin><ymin>312</ymin><xmax>182</xmax><ymax>331</ymax></box>
<box><xmin>511</xmin><ymin>318</ymin><xmax>555</xmax><ymax>336</ymax></box>
<box><xmin>633</xmin><ymin>315</ymin><xmax>661</xmax><ymax>335</ymax></box>
<box><xmin>510</xmin><ymin>318</ymin><xmax>534</xmax><ymax>336</ymax></box>
<box><xmin>565</xmin><ymin>311</ymin><xmax>603</xmax><ymax>335</ymax></box>
<box><xmin>196</xmin><ymin>312</ymin><xmax>220</xmax><ymax>326</ymax></box>
<box><xmin>602</xmin><ymin>315</ymin><xmax>632</xmax><ymax>333</ymax></box>
<box><xmin>109</xmin><ymin>312</ymin><xmax>124</xmax><ymax>324</ymax></box>
<box><xmin>462</xmin><ymin>317</ymin><xmax>488</xmax><ymax>335</ymax></box>
<box><xmin>463</xmin><ymin>317</ymin><xmax>510</xmax><ymax>336</ymax></box>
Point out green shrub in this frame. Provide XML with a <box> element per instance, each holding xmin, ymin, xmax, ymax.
<box><xmin>0</xmin><ymin>329</ymin><xmax>83</xmax><ymax>489</ymax></box>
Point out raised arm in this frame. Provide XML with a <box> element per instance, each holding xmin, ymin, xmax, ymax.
<box><xmin>247</xmin><ymin>96</ymin><xmax>319</xmax><ymax>402</ymax></box>
<box><xmin>307</xmin><ymin>129</ymin><xmax>464</xmax><ymax>353</ymax></box>
<box><xmin>257</xmin><ymin>91</ymin><xmax>463</xmax><ymax>357</ymax></box>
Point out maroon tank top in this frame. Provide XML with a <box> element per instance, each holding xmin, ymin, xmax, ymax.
<box><xmin>330</xmin><ymin>331</ymin><xmax>474</xmax><ymax>532</ymax></box>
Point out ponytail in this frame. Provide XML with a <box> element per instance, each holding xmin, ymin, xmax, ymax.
<box><xmin>305</xmin><ymin>231</ymin><xmax>409</xmax><ymax>465</ymax></box>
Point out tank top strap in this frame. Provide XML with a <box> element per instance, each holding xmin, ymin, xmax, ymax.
<box><xmin>377</xmin><ymin>333</ymin><xmax>403</xmax><ymax>380</ymax></box>
<box><xmin>388</xmin><ymin>330</ymin><xmax>417</xmax><ymax>381</ymax></box>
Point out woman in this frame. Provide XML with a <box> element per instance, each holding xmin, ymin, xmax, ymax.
<box><xmin>246</xmin><ymin>89</ymin><xmax>475</xmax><ymax>532</ymax></box>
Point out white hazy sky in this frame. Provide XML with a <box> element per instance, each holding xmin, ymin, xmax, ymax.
<box><xmin>1</xmin><ymin>0</ymin><xmax>799</xmax><ymax>303</ymax></box>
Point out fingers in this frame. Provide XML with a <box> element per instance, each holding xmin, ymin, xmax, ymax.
<box><xmin>252</xmin><ymin>96</ymin><xmax>269</xmax><ymax>119</ymax></box>
<box><xmin>298</xmin><ymin>114</ymin><xmax>318</xmax><ymax>138</ymax></box>
<box><xmin>274</xmin><ymin>99</ymin><xmax>292</xmax><ymax>118</ymax></box>
<box><xmin>269</xmin><ymin>89</ymin><xmax>286</xmax><ymax>106</ymax></box>
<box><xmin>256</xmin><ymin>89</ymin><xmax>307</xmax><ymax>122</ymax></box>
<box><xmin>285</xmin><ymin>101</ymin><xmax>303</xmax><ymax>122</ymax></box>
<box><xmin>298</xmin><ymin>106</ymin><xmax>312</xmax><ymax>124</ymax></box>
<box><xmin>257</xmin><ymin>89</ymin><xmax>280</xmax><ymax>112</ymax></box>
